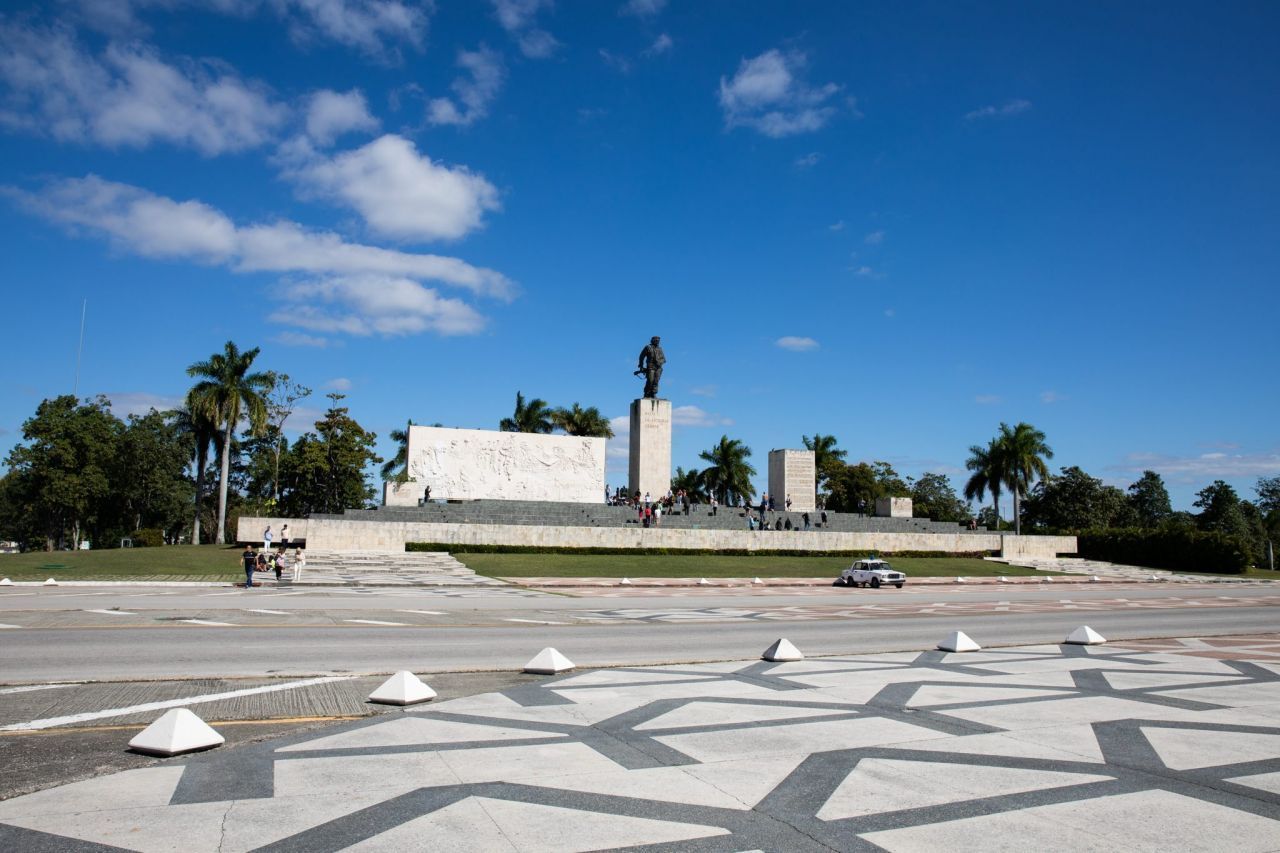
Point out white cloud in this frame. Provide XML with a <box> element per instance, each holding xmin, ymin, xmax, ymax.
<box><xmin>643</xmin><ymin>33</ymin><xmax>673</xmax><ymax>56</ymax></box>
<box><xmin>0</xmin><ymin>22</ymin><xmax>287</xmax><ymax>155</ymax></box>
<box><xmin>490</xmin><ymin>0</ymin><xmax>559</xmax><ymax>59</ymax></box>
<box><xmin>964</xmin><ymin>98</ymin><xmax>1032</xmax><ymax>121</ymax></box>
<box><xmin>718</xmin><ymin>48</ymin><xmax>843</xmax><ymax>138</ymax></box>
<box><xmin>9</xmin><ymin>175</ymin><xmax>512</xmax><ymax>336</ymax></box>
<box><xmin>864</xmin><ymin>229</ymin><xmax>885</xmax><ymax>244</ymax></box>
<box><xmin>794</xmin><ymin>152</ymin><xmax>820</xmax><ymax>168</ymax></box>
<box><xmin>852</xmin><ymin>265</ymin><xmax>877</xmax><ymax>277</ymax></box>
<box><xmin>325</xmin><ymin>377</ymin><xmax>353</xmax><ymax>390</ymax></box>
<box><xmin>598</xmin><ymin>49</ymin><xmax>632</xmax><ymax>74</ymax></box>
<box><xmin>1111</xmin><ymin>451</ymin><xmax>1280</xmax><ymax>482</ymax></box>
<box><xmin>620</xmin><ymin>0</ymin><xmax>666</xmax><ymax>16</ymax></box>
<box><xmin>427</xmin><ymin>46</ymin><xmax>505</xmax><ymax>127</ymax></box>
<box><xmin>106</xmin><ymin>391</ymin><xmax>182</xmax><ymax>418</ymax></box>
<box><xmin>1040</xmin><ymin>390</ymin><xmax>1065</xmax><ymax>404</ymax></box>
<box><xmin>775</xmin><ymin>336</ymin><xmax>819</xmax><ymax>351</ymax></box>
<box><xmin>283</xmin><ymin>134</ymin><xmax>501</xmax><ymax>243</ymax></box>
<box><xmin>690</xmin><ymin>384</ymin><xmax>717</xmax><ymax>398</ymax></box>
<box><xmin>672</xmin><ymin>405</ymin><xmax>733</xmax><ymax>428</ymax></box>
<box><xmin>277</xmin><ymin>330</ymin><xmax>332</xmax><ymax>347</ymax></box>
<box><xmin>974</xmin><ymin>394</ymin><xmax>1002</xmax><ymax>405</ymax></box>
<box><xmin>306</xmin><ymin>88</ymin><xmax>378</xmax><ymax>145</ymax></box>
<box><xmin>280</xmin><ymin>0</ymin><xmax>429</xmax><ymax>58</ymax></box>
<box><xmin>828</xmin><ymin>220</ymin><xmax>845</xmax><ymax>232</ymax></box>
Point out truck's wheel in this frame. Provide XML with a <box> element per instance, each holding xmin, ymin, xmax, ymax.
<box><xmin>895</xmin><ymin>583</ymin><xmax>904</xmax><ymax>589</ymax></box>
<box><xmin>871</xmin><ymin>577</ymin><xmax>881</xmax><ymax>589</ymax></box>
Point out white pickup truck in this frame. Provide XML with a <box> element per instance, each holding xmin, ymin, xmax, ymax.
<box><xmin>839</xmin><ymin>558</ymin><xmax>906</xmax><ymax>589</ymax></box>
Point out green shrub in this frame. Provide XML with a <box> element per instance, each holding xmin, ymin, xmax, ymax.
<box><xmin>130</xmin><ymin>528</ymin><xmax>165</xmax><ymax>548</ymax></box>
<box><xmin>406</xmin><ymin>542</ymin><xmax>993</xmax><ymax>559</ymax></box>
<box><xmin>1077</xmin><ymin>528</ymin><xmax>1248</xmax><ymax>573</ymax></box>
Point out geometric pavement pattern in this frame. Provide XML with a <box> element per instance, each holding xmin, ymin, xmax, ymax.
<box><xmin>2</xmin><ymin>635</ymin><xmax>1280</xmax><ymax>850</ymax></box>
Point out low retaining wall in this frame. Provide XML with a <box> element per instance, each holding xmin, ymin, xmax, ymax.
<box><xmin>237</xmin><ymin>516</ymin><xmax>1076</xmax><ymax>559</ymax></box>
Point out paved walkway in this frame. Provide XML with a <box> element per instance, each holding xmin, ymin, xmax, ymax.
<box><xmin>2</xmin><ymin>635</ymin><xmax>1280</xmax><ymax>850</ymax></box>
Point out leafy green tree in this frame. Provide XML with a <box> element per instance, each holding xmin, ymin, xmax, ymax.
<box><xmin>826</xmin><ymin>462</ymin><xmax>890</xmax><ymax>514</ymax></box>
<box><xmin>1023</xmin><ymin>466</ymin><xmax>1134</xmax><ymax>531</ymax></box>
<box><xmin>998</xmin><ymin>421</ymin><xmax>1054</xmax><ymax>536</ymax></box>
<box><xmin>280</xmin><ymin>394</ymin><xmax>383</xmax><ymax>514</ymax></box>
<box><xmin>3</xmin><ymin>395</ymin><xmax>122</xmax><ymax>550</ymax></box>
<box><xmin>186</xmin><ymin>342</ymin><xmax>273</xmax><ymax>543</ymax></box>
<box><xmin>1127</xmin><ymin>470</ymin><xmax>1172</xmax><ymax>528</ymax></box>
<box><xmin>964</xmin><ymin>439</ymin><xmax>1006</xmax><ymax>531</ymax></box>
<box><xmin>260</xmin><ymin>373</ymin><xmax>311</xmax><ymax>502</ymax></box>
<box><xmin>1195</xmin><ymin>480</ymin><xmax>1248</xmax><ymax>537</ymax></box>
<box><xmin>910</xmin><ymin>472</ymin><xmax>970</xmax><ymax>522</ymax></box>
<box><xmin>499</xmin><ymin>391</ymin><xmax>553</xmax><ymax>434</ymax></box>
<box><xmin>698</xmin><ymin>436</ymin><xmax>757</xmax><ymax>505</ymax></box>
<box><xmin>801</xmin><ymin>434</ymin><xmax>847</xmax><ymax>497</ymax></box>
<box><xmin>114</xmin><ymin>409</ymin><xmax>192</xmax><ymax>538</ymax></box>
<box><xmin>0</xmin><ymin>471</ymin><xmax>42</xmax><ymax>550</ymax></box>
<box><xmin>551</xmin><ymin>403</ymin><xmax>615</xmax><ymax>438</ymax></box>
<box><xmin>1256</xmin><ymin>476</ymin><xmax>1280</xmax><ymax>570</ymax></box>
<box><xmin>671</xmin><ymin>467</ymin><xmax>707</xmax><ymax>502</ymax></box>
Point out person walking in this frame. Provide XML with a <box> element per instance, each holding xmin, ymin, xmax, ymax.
<box><xmin>241</xmin><ymin>546</ymin><xmax>256</xmax><ymax>588</ymax></box>
<box><xmin>654</xmin><ymin>503</ymin><xmax>663</xmax><ymax>527</ymax></box>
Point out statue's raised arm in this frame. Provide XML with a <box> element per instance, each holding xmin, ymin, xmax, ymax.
<box><xmin>634</xmin><ymin>336</ymin><xmax>666</xmax><ymax>399</ymax></box>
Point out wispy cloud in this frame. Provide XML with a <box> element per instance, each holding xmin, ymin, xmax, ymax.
<box><xmin>305</xmin><ymin>88</ymin><xmax>378</xmax><ymax>146</ymax></box>
<box><xmin>620</xmin><ymin>0</ymin><xmax>667</xmax><ymax>17</ymax></box>
<box><xmin>864</xmin><ymin>229</ymin><xmax>885</xmax><ymax>245</ymax></box>
<box><xmin>325</xmin><ymin>377</ymin><xmax>354</xmax><ymax>391</ymax></box>
<box><xmin>1040</xmin><ymin>390</ymin><xmax>1066</xmax><ymax>404</ymax></box>
<box><xmin>643</xmin><ymin>33</ymin><xmax>673</xmax><ymax>56</ymax></box>
<box><xmin>964</xmin><ymin>98</ymin><xmax>1032</xmax><ymax>121</ymax></box>
<box><xmin>828</xmin><ymin>220</ymin><xmax>845</xmax><ymax>232</ymax></box>
<box><xmin>427</xmin><ymin>46</ymin><xmax>505</xmax><ymax>127</ymax></box>
<box><xmin>776</xmin><ymin>336</ymin><xmax>819</xmax><ymax>351</ymax></box>
<box><xmin>718</xmin><ymin>48</ymin><xmax>843</xmax><ymax>138</ymax></box>
<box><xmin>278</xmin><ymin>331</ymin><xmax>332</xmax><ymax>347</ymax></box>
<box><xmin>690</xmin><ymin>384</ymin><xmax>717</xmax><ymax>398</ymax></box>
<box><xmin>974</xmin><ymin>394</ymin><xmax>1002</xmax><ymax>405</ymax></box>
<box><xmin>672</xmin><ymin>405</ymin><xmax>733</xmax><ymax>428</ymax></box>
<box><xmin>490</xmin><ymin>0</ymin><xmax>559</xmax><ymax>59</ymax></box>
<box><xmin>794</xmin><ymin>152</ymin><xmax>821</xmax><ymax>168</ymax></box>
<box><xmin>1110</xmin><ymin>451</ymin><xmax>1280</xmax><ymax>482</ymax></box>
<box><xmin>106</xmin><ymin>391</ymin><xmax>182</xmax><ymax>418</ymax></box>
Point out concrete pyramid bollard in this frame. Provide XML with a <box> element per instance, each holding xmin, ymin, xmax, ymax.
<box><xmin>1090</xmin><ymin>576</ymin><xmax>1102</xmax><ymax>582</ymax></box>
<box><xmin>997</xmin><ymin>576</ymin><xmax>1010</xmax><ymax>583</ymax></box>
<box><xmin>368</xmin><ymin>671</ymin><xmax>437</xmax><ymax>706</ymax></box>
<box><xmin>524</xmin><ymin>647</ymin><xmax>575</xmax><ymax>674</ymax></box>
<box><xmin>752</xmin><ymin>577</ymin><xmax>763</xmax><ymax>585</ymax></box>
<box><xmin>128</xmin><ymin>708</ymin><xmax>224</xmax><ymax>757</ymax></box>
<box><xmin>619</xmin><ymin>577</ymin><xmax>632</xmax><ymax>585</ymax></box>
<box><xmin>762</xmin><ymin>638</ymin><xmax>804</xmax><ymax>662</ymax></box>
<box><xmin>937</xmin><ymin>631</ymin><xmax>982</xmax><ymax>653</ymax></box>
<box><xmin>956</xmin><ymin>577</ymin><xmax>967</xmax><ymax>584</ymax></box>
<box><xmin>0</xmin><ymin>578</ymin><xmax>12</xmax><ymax>586</ymax></box>
<box><xmin>698</xmin><ymin>578</ymin><xmax>711</xmax><ymax>585</ymax></box>
<box><xmin>1065</xmin><ymin>625</ymin><xmax>1107</xmax><ymax>645</ymax></box>
<box><xmin>1042</xmin><ymin>576</ymin><xmax>1053</xmax><ymax>583</ymax></box>
<box><xmin>43</xmin><ymin>578</ymin><xmax>58</xmax><ymax>586</ymax></box>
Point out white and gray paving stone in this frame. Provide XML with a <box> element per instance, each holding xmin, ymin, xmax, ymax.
<box><xmin>2</xmin><ymin>635</ymin><xmax>1280</xmax><ymax>850</ymax></box>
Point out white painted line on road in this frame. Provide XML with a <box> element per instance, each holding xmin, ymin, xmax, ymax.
<box><xmin>0</xmin><ymin>683</ymin><xmax>79</xmax><ymax>695</ymax></box>
<box><xmin>344</xmin><ymin>619</ymin><xmax>409</xmax><ymax>626</ymax></box>
<box><xmin>84</xmin><ymin>609</ymin><xmax>137</xmax><ymax>616</ymax></box>
<box><xmin>398</xmin><ymin>609</ymin><xmax>446</xmax><ymax>615</ymax></box>
<box><xmin>504</xmin><ymin>618</ymin><xmax>568</xmax><ymax>625</ymax></box>
<box><xmin>179</xmin><ymin>619</ymin><xmax>238</xmax><ymax>626</ymax></box>
<box><xmin>1</xmin><ymin>593</ymin><xmax>38</xmax><ymax>597</ymax></box>
<box><xmin>205</xmin><ymin>591</ymin><xmax>247</xmax><ymax>596</ymax></box>
<box><xmin>0</xmin><ymin>676</ymin><xmax>354</xmax><ymax>732</ymax></box>
<box><xmin>0</xmin><ymin>623</ymin><xmax>20</xmax><ymax>629</ymax></box>
<box><xmin>245</xmin><ymin>609</ymin><xmax>290</xmax><ymax>615</ymax></box>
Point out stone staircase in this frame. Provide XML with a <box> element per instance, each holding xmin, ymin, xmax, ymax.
<box><xmin>314</xmin><ymin>499</ymin><xmax>989</xmax><ymax>538</ymax></box>
<box><xmin>988</xmin><ymin>556</ymin><xmax>1263</xmax><ymax>583</ymax></box>
<box><xmin>291</xmin><ymin>549</ymin><xmax>506</xmax><ymax>586</ymax></box>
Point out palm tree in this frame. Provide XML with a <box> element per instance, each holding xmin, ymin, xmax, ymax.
<box><xmin>998</xmin><ymin>421</ymin><xmax>1054</xmax><ymax>535</ymax></box>
<box><xmin>698</xmin><ymin>436</ymin><xmax>757</xmax><ymax>506</ymax></box>
<box><xmin>964</xmin><ymin>439</ymin><xmax>1006</xmax><ymax>531</ymax></box>
<box><xmin>551</xmin><ymin>403</ymin><xmax>615</xmax><ymax>438</ymax></box>
<box><xmin>802</xmin><ymin>433</ymin><xmax>847</xmax><ymax>491</ymax></box>
<box><xmin>381</xmin><ymin>419</ymin><xmax>415</xmax><ymax>482</ymax></box>
<box><xmin>672</xmin><ymin>466</ymin><xmax>708</xmax><ymax>502</ymax></box>
<box><xmin>186</xmin><ymin>342</ymin><xmax>273</xmax><ymax>544</ymax></box>
<box><xmin>171</xmin><ymin>406</ymin><xmax>219</xmax><ymax>545</ymax></box>
<box><xmin>499</xmin><ymin>392</ymin><xmax>553</xmax><ymax>434</ymax></box>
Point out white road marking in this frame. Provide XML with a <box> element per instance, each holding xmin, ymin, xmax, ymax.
<box><xmin>179</xmin><ymin>619</ymin><xmax>237</xmax><ymax>626</ymax></box>
<box><xmin>1</xmin><ymin>593</ymin><xmax>38</xmax><ymax>597</ymax></box>
<box><xmin>344</xmin><ymin>619</ymin><xmax>408</xmax><ymax>626</ymax></box>
<box><xmin>84</xmin><ymin>608</ymin><xmax>137</xmax><ymax>616</ymax></box>
<box><xmin>504</xmin><ymin>618</ymin><xmax>568</xmax><ymax>625</ymax></box>
<box><xmin>0</xmin><ymin>683</ymin><xmax>80</xmax><ymax>695</ymax></box>
<box><xmin>0</xmin><ymin>676</ymin><xmax>353</xmax><ymax>731</ymax></box>
<box><xmin>205</xmin><ymin>591</ymin><xmax>248</xmax><ymax>597</ymax></box>
<box><xmin>0</xmin><ymin>623</ymin><xmax>20</xmax><ymax>629</ymax></box>
<box><xmin>398</xmin><ymin>609</ymin><xmax>446</xmax><ymax>615</ymax></box>
<box><xmin>245</xmin><ymin>609</ymin><xmax>290</xmax><ymax>615</ymax></box>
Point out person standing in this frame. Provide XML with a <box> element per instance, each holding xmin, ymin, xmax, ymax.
<box><xmin>803</xmin><ymin>512</ymin><xmax>811</xmax><ymax>531</ymax></box>
<box><xmin>654</xmin><ymin>503</ymin><xmax>663</xmax><ymax>527</ymax></box>
<box><xmin>262</xmin><ymin>525</ymin><xmax>273</xmax><ymax>550</ymax></box>
<box><xmin>241</xmin><ymin>546</ymin><xmax>256</xmax><ymax>589</ymax></box>
<box><xmin>280</xmin><ymin>524</ymin><xmax>290</xmax><ymax>546</ymax></box>
<box><xmin>710</xmin><ymin>495</ymin><xmax>718</xmax><ymax>516</ymax></box>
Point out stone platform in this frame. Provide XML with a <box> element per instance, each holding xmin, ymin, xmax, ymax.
<box><xmin>291</xmin><ymin>550</ymin><xmax>507</xmax><ymax>587</ymax></box>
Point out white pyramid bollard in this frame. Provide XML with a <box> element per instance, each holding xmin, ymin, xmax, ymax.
<box><xmin>0</xmin><ymin>578</ymin><xmax>12</xmax><ymax>586</ymax></box>
<box><xmin>43</xmin><ymin>578</ymin><xmax>58</xmax><ymax>586</ymax></box>
<box><xmin>752</xmin><ymin>577</ymin><xmax>763</xmax><ymax>585</ymax></box>
<box><xmin>1065</xmin><ymin>625</ymin><xmax>1107</xmax><ymax>645</ymax></box>
<box><xmin>368</xmin><ymin>671</ymin><xmax>436</xmax><ymax>706</ymax></box>
<box><xmin>697</xmin><ymin>578</ymin><xmax>711</xmax><ymax>585</ymax></box>
<box><xmin>1149</xmin><ymin>575</ymin><xmax>1161</xmax><ymax>582</ymax></box>
<box><xmin>956</xmin><ymin>577</ymin><xmax>967</xmax><ymax>584</ymax></box>
<box><xmin>762</xmin><ymin>638</ymin><xmax>804</xmax><ymax>662</ymax></box>
<box><xmin>128</xmin><ymin>708</ymin><xmax>224</xmax><ymax>757</ymax></box>
<box><xmin>1042</xmin><ymin>576</ymin><xmax>1053</xmax><ymax>583</ymax></box>
<box><xmin>619</xmin><ymin>577</ymin><xmax>632</xmax><ymax>585</ymax></box>
<box><xmin>1090</xmin><ymin>575</ymin><xmax>1101</xmax><ymax>582</ymax></box>
<box><xmin>937</xmin><ymin>631</ymin><xmax>982</xmax><ymax>653</ymax></box>
<box><xmin>997</xmin><ymin>576</ymin><xmax>1010</xmax><ymax>583</ymax></box>
<box><xmin>524</xmin><ymin>647</ymin><xmax>575</xmax><ymax>674</ymax></box>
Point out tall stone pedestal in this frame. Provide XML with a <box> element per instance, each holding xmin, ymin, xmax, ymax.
<box><xmin>628</xmin><ymin>398</ymin><xmax>671</xmax><ymax>499</ymax></box>
<box><xmin>768</xmin><ymin>449</ymin><xmax>817</xmax><ymax>512</ymax></box>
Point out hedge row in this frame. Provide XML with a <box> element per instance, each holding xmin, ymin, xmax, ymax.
<box><xmin>407</xmin><ymin>542</ymin><xmax>994</xmax><ymax>559</ymax></box>
<box><xmin>1076</xmin><ymin>528</ymin><xmax>1249</xmax><ymax>574</ymax></box>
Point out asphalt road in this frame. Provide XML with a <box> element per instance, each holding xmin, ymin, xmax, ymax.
<box><xmin>4</xmin><ymin>603</ymin><xmax>1278</xmax><ymax>681</ymax></box>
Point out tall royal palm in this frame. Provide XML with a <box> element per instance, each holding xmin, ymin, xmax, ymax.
<box><xmin>171</xmin><ymin>405</ymin><xmax>219</xmax><ymax>545</ymax></box>
<box><xmin>999</xmin><ymin>421</ymin><xmax>1054</xmax><ymax>535</ymax></box>
<box><xmin>380</xmin><ymin>420</ymin><xmax>415</xmax><ymax>482</ymax></box>
<box><xmin>802</xmin><ymin>433</ymin><xmax>847</xmax><ymax>491</ymax></box>
<box><xmin>698</xmin><ymin>436</ymin><xmax>757</xmax><ymax>506</ymax></box>
<box><xmin>499</xmin><ymin>392</ymin><xmax>553</xmax><ymax>434</ymax></box>
<box><xmin>551</xmin><ymin>403</ymin><xmax>615</xmax><ymax>438</ymax></box>
<box><xmin>964</xmin><ymin>439</ymin><xmax>1006</xmax><ymax>531</ymax></box>
<box><xmin>186</xmin><ymin>342</ymin><xmax>273</xmax><ymax>544</ymax></box>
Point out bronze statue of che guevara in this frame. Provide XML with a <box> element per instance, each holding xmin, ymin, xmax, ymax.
<box><xmin>634</xmin><ymin>336</ymin><xmax>665</xmax><ymax>399</ymax></box>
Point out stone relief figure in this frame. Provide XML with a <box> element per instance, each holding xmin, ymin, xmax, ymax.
<box><xmin>634</xmin><ymin>336</ymin><xmax>666</xmax><ymax>398</ymax></box>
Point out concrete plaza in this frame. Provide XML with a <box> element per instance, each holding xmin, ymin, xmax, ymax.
<box><xmin>3</xmin><ymin>634</ymin><xmax>1280</xmax><ymax>851</ymax></box>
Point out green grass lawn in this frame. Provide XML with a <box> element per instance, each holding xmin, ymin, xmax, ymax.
<box><xmin>0</xmin><ymin>545</ymin><xmax>246</xmax><ymax>581</ymax></box>
<box><xmin>454</xmin><ymin>553</ymin><xmax>1053</xmax><ymax>579</ymax></box>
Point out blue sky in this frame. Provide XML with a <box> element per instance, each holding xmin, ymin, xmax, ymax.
<box><xmin>1</xmin><ymin>0</ymin><xmax>1277</xmax><ymax>512</ymax></box>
